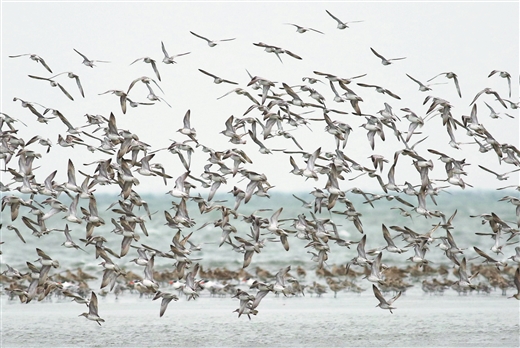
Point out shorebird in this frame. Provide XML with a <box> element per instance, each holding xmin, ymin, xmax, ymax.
<box><xmin>473</xmin><ymin>246</ymin><xmax>507</xmax><ymax>270</ymax></box>
<box><xmin>247</xmin><ymin>76</ymin><xmax>276</xmax><ymax>105</ymax></box>
<box><xmin>161</xmin><ymin>41</ymin><xmax>190</xmax><ymax>64</ymax></box>
<box><xmin>253</xmin><ymin>42</ymin><xmax>302</xmax><ymax>63</ymax></box>
<box><xmin>46</xmin><ymin>72</ymin><xmax>85</xmax><ymax>97</ymax></box>
<box><xmin>177</xmin><ymin>109</ymin><xmax>198</xmax><ymax>143</ymax></box>
<box><xmin>428</xmin><ymin>72</ymin><xmax>462</xmax><ymax>97</ymax></box>
<box><xmin>153</xmin><ymin>291</ymin><xmax>179</xmax><ymax>317</ymax></box>
<box><xmin>73</xmin><ymin>48</ymin><xmax>110</xmax><ymax>67</ymax></box>
<box><xmin>130</xmin><ymin>57</ymin><xmax>161</xmax><ymax>81</ymax></box>
<box><xmin>372</xmin><ymin>284</ymin><xmax>401</xmax><ymax>313</ymax></box>
<box><xmin>346</xmin><ymin>234</ymin><xmax>371</xmax><ymax>270</ymax></box>
<box><xmin>357</xmin><ymin>82</ymin><xmax>401</xmax><ymax>99</ymax></box>
<box><xmin>302</xmin><ymin>147</ymin><xmax>322</xmax><ymax>181</ymax></box>
<box><xmin>79</xmin><ymin>291</ymin><xmax>105</xmax><ymax>325</ymax></box>
<box><xmin>406</xmin><ymin>73</ymin><xmax>443</xmax><ymax>92</ymax></box>
<box><xmin>272</xmin><ymin>265</ymin><xmax>292</xmax><ymax>296</ymax></box>
<box><xmin>190</xmin><ymin>31</ymin><xmax>235</xmax><ymax>47</ymax></box>
<box><xmin>98</xmin><ymin>89</ymin><xmax>128</xmax><ymax>114</ymax></box>
<box><xmin>366</xmin><ymin>252</ymin><xmax>385</xmax><ymax>284</ymax></box>
<box><xmin>382</xmin><ymin>224</ymin><xmax>406</xmax><ymax>254</ymax></box>
<box><xmin>508</xmin><ymin>267</ymin><xmax>520</xmax><ymax>300</ymax></box>
<box><xmin>138</xmin><ymin>255</ymin><xmax>159</xmax><ymax>292</ymax></box>
<box><xmin>325</xmin><ymin>10</ymin><xmax>363</xmax><ymax>29</ymax></box>
<box><xmin>488</xmin><ymin>70</ymin><xmax>512</xmax><ymax>97</ymax></box>
<box><xmin>198</xmin><ymin>69</ymin><xmax>238</xmax><ymax>85</ymax></box>
<box><xmin>483</xmin><ymin>101</ymin><xmax>514</xmax><ymax>119</ymax></box>
<box><xmin>469</xmin><ymin>88</ymin><xmax>507</xmax><ymax>108</ymax></box>
<box><xmin>454</xmin><ymin>257</ymin><xmax>479</xmax><ymax>290</ymax></box>
<box><xmin>478</xmin><ymin>165</ymin><xmax>520</xmax><ymax>181</ymax></box>
<box><xmin>370</xmin><ymin>47</ymin><xmax>406</xmax><ymax>65</ymax></box>
<box><xmin>27</xmin><ymin>75</ymin><xmax>75</xmax><ymax>100</ymax></box>
<box><xmin>9</xmin><ymin>53</ymin><xmax>53</xmax><ymax>72</ymax></box>
<box><xmin>62</xmin><ymin>224</ymin><xmax>86</xmax><ymax>252</ymax></box>
<box><xmin>285</xmin><ymin>23</ymin><xmax>324</xmax><ymax>34</ymax></box>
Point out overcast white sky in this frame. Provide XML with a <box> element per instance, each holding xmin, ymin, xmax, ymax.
<box><xmin>1</xmin><ymin>1</ymin><xmax>518</xmax><ymax>195</ymax></box>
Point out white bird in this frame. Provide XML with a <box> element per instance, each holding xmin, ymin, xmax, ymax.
<box><xmin>488</xmin><ymin>70</ymin><xmax>511</xmax><ymax>97</ymax></box>
<box><xmin>130</xmin><ymin>57</ymin><xmax>161</xmax><ymax>81</ymax></box>
<box><xmin>190</xmin><ymin>31</ymin><xmax>235</xmax><ymax>47</ymax></box>
<box><xmin>478</xmin><ymin>165</ymin><xmax>520</xmax><ymax>181</ymax></box>
<box><xmin>370</xmin><ymin>47</ymin><xmax>406</xmax><ymax>65</ymax></box>
<box><xmin>372</xmin><ymin>284</ymin><xmax>401</xmax><ymax>314</ymax></box>
<box><xmin>79</xmin><ymin>291</ymin><xmax>105</xmax><ymax>325</ymax></box>
<box><xmin>73</xmin><ymin>48</ymin><xmax>110</xmax><ymax>68</ymax></box>
<box><xmin>198</xmin><ymin>69</ymin><xmax>238</xmax><ymax>85</ymax></box>
<box><xmin>152</xmin><ymin>291</ymin><xmax>179</xmax><ymax>317</ymax></box>
<box><xmin>27</xmin><ymin>75</ymin><xmax>75</xmax><ymax>101</ymax></box>
<box><xmin>9</xmin><ymin>53</ymin><xmax>53</xmax><ymax>72</ymax></box>
<box><xmin>325</xmin><ymin>10</ymin><xmax>363</xmax><ymax>29</ymax></box>
<box><xmin>161</xmin><ymin>41</ymin><xmax>190</xmax><ymax>64</ymax></box>
<box><xmin>285</xmin><ymin>23</ymin><xmax>324</xmax><ymax>34</ymax></box>
<box><xmin>428</xmin><ymin>72</ymin><xmax>462</xmax><ymax>97</ymax></box>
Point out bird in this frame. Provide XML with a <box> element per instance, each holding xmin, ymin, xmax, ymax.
<box><xmin>9</xmin><ymin>53</ymin><xmax>53</xmax><ymax>73</ymax></box>
<box><xmin>302</xmin><ymin>147</ymin><xmax>322</xmax><ymax>181</ymax></box>
<box><xmin>247</xmin><ymin>76</ymin><xmax>276</xmax><ymax>105</ymax></box>
<box><xmin>372</xmin><ymin>284</ymin><xmax>401</xmax><ymax>314</ymax></box>
<box><xmin>190</xmin><ymin>31</ymin><xmax>235</xmax><ymax>47</ymax></box>
<box><xmin>406</xmin><ymin>73</ymin><xmax>441</xmax><ymax>92</ymax></box>
<box><xmin>130</xmin><ymin>57</ymin><xmax>161</xmax><ymax>81</ymax></box>
<box><xmin>478</xmin><ymin>165</ymin><xmax>520</xmax><ymax>181</ymax></box>
<box><xmin>428</xmin><ymin>72</ymin><xmax>462</xmax><ymax>97</ymax></box>
<box><xmin>62</xmin><ymin>224</ymin><xmax>86</xmax><ymax>252</ymax></box>
<box><xmin>198</xmin><ymin>69</ymin><xmax>238</xmax><ymax>85</ymax></box>
<box><xmin>285</xmin><ymin>23</ymin><xmax>324</xmax><ymax>34</ymax></box>
<box><xmin>473</xmin><ymin>246</ymin><xmax>507</xmax><ymax>270</ymax></box>
<box><xmin>325</xmin><ymin>10</ymin><xmax>363</xmax><ymax>29</ymax></box>
<box><xmin>73</xmin><ymin>48</ymin><xmax>110</xmax><ymax>67</ymax></box>
<box><xmin>152</xmin><ymin>291</ymin><xmax>179</xmax><ymax>317</ymax></box>
<box><xmin>357</xmin><ymin>82</ymin><xmax>401</xmax><ymax>99</ymax></box>
<box><xmin>27</xmin><ymin>75</ymin><xmax>75</xmax><ymax>100</ymax></box>
<box><xmin>253</xmin><ymin>42</ymin><xmax>302</xmax><ymax>63</ymax></box>
<box><xmin>370</xmin><ymin>47</ymin><xmax>406</xmax><ymax>65</ymax></box>
<box><xmin>79</xmin><ymin>291</ymin><xmax>105</xmax><ymax>325</ymax></box>
<box><xmin>161</xmin><ymin>41</ymin><xmax>190</xmax><ymax>64</ymax></box>
<box><xmin>469</xmin><ymin>88</ymin><xmax>507</xmax><ymax>108</ymax></box>
<box><xmin>508</xmin><ymin>267</ymin><xmax>520</xmax><ymax>300</ymax></box>
<box><xmin>177</xmin><ymin>109</ymin><xmax>198</xmax><ymax>143</ymax></box>
<box><xmin>46</xmin><ymin>72</ymin><xmax>85</xmax><ymax>97</ymax></box>
<box><xmin>382</xmin><ymin>224</ymin><xmax>406</xmax><ymax>254</ymax></box>
<box><xmin>488</xmin><ymin>70</ymin><xmax>512</xmax><ymax>97</ymax></box>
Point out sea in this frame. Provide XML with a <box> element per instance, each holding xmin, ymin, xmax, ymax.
<box><xmin>1</xmin><ymin>190</ymin><xmax>518</xmax><ymax>272</ymax></box>
<box><xmin>1</xmin><ymin>190</ymin><xmax>519</xmax><ymax>347</ymax></box>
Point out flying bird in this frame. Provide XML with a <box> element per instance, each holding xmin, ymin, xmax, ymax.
<box><xmin>190</xmin><ymin>31</ymin><xmax>236</xmax><ymax>47</ymax></box>
<box><xmin>9</xmin><ymin>53</ymin><xmax>53</xmax><ymax>73</ymax></box>
<box><xmin>285</xmin><ymin>23</ymin><xmax>324</xmax><ymax>34</ymax></box>
<box><xmin>325</xmin><ymin>10</ymin><xmax>363</xmax><ymax>29</ymax></box>
<box><xmin>428</xmin><ymin>72</ymin><xmax>462</xmax><ymax>97</ymax></box>
<box><xmin>27</xmin><ymin>75</ymin><xmax>75</xmax><ymax>101</ymax></box>
<box><xmin>73</xmin><ymin>48</ymin><xmax>110</xmax><ymax>67</ymax></box>
<box><xmin>130</xmin><ymin>57</ymin><xmax>161</xmax><ymax>81</ymax></box>
<box><xmin>370</xmin><ymin>47</ymin><xmax>406</xmax><ymax>65</ymax></box>
<box><xmin>161</xmin><ymin>41</ymin><xmax>190</xmax><ymax>64</ymax></box>
<box><xmin>372</xmin><ymin>284</ymin><xmax>401</xmax><ymax>314</ymax></box>
<box><xmin>488</xmin><ymin>70</ymin><xmax>512</xmax><ymax>97</ymax></box>
<box><xmin>198</xmin><ymin>69</ymin><xmax>238</xmax><ymax>85</ymax></box>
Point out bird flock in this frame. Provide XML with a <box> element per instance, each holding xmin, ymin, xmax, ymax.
<box><xmin>1</xmin><ymin>9</ymin><xmax>520</xmax><ymax>325</ymax></box>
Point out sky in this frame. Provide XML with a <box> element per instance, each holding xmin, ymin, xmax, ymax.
<box><xmin>1</xmin><ymin>1</ymin><xmax>519</xmax><ymax>195</ymax></box>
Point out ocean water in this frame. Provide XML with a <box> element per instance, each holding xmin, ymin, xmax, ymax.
<box><xmin>1</xmin><ymin>190</ymin><xmax>517</xmax><ymax>272</ymax></box>
<box><xmin>1</xmin><ymin>288</ymin><xmax>519</xmax><ymax>347</ymax></box>
<box><xmin>1</xmin><ymin>190</ymin><xmax>519</xmax><ymax>347</ymax></box>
